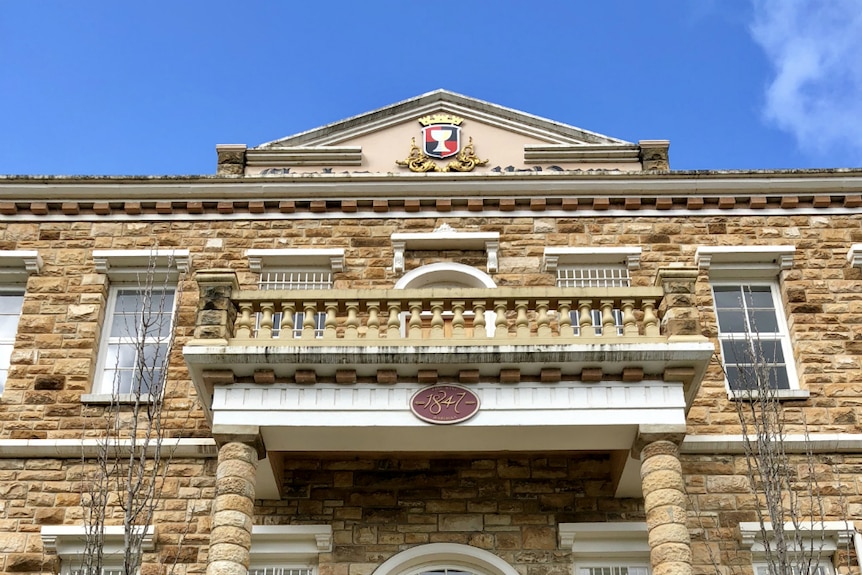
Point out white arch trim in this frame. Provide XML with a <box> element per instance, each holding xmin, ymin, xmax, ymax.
<box><xmin>371</xmin><ymin>543</ymin><xmax>520</xmax><ymax>575</ymax></box>
<box><xmin>394</xmin><ymin>262</ymin><xmax>497</xmax><ymax>289</ymax></box>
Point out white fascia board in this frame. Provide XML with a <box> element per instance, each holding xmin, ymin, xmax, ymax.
<box><xmin>695</xmin><ymin>245</ymin><xmax>795</xmax><ymax>272</ymax></box>
<box><xmin>391</xmin><ymin>230</ymin><xmax>499</xmax><ymax>251</ymax></box>
<box><xmin>246</xmin><ymin>248</ymin><xmax>345</xmax><ymax>272</ymax></box>
<box><xmin>682</xmin><ymin>434</ymin><xmax>862</xmax><ymax>454</ymax></box>
<box><xmin>739</xmin><ymin>521</ymin><xmax>855</xmax><ymax>555</ymax></box>
<box><xmin>41</xmin><ymin>525</ymin><xmax>155</xmax><ymax>557</ymax></box>
<box><xmin>559</xmin><ymin>522</ymin><xmax>649</xmax><ymax>556</ymax></box>
<box><xmin>250</xmin><ymin>525</ymin><xmax>333</xmax><ymax>562</ymax></box>
<box><xmin>93</xmin><ymin>248</ymin><xmax>191</xmax><ymax>278</ymax></box>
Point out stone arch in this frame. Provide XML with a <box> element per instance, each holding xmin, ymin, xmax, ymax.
<box><xmin>371</xmin><ymin>543</ymin><xmax>519</xmax><ymax>575</ymax></box>
<box><xmin>394</xmin><ymin>262</ymin><xmax>497</xmax><ymax>289</ymax></box>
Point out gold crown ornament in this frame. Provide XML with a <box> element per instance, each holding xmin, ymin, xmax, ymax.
<box><xmin>417</xmin><ymin>114</ymin><xmax>464</xmax><ymax>126</ymax></box>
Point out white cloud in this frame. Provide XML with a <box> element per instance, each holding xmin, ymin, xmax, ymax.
<box><xmin>750</xmin><ymin>0</ymin><xmax>862</xmax><ymax>163</ymax></box>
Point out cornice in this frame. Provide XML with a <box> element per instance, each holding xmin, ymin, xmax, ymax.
<box><xmin>0</xmin><ymin>171</ymin><xmax>861</xmax><ymax>218</ymax></box>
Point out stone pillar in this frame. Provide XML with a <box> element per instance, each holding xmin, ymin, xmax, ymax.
<box><xmin>216</xmin><ymin>144</ymin><xmax>247</xmax><ymax>175</ymax></box>
<box><xmin>636</xmin><ymin>428</ymin><xmax>690</xmax><ymax>575</ymax></box>
<box><xmin>639</xmin><ymin>140</ymin><xmax>670</xmax><ymax>170</ymax></box>
<box><xmin>192</xmin><ymin>270</ymin><xmax>239</xmax><ymax>345</ymax></box>
<box><xmin>207</xmin><ymin>440</ymin><xmax>261</xmax><ymax>575</ymax></box>
<box><xmin>654</xmin><ymin>267</ymin><xmax>703</xmax><ymax>341</ymax></box>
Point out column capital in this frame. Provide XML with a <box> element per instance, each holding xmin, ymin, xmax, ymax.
<box><xmin>632</xmin><ymin>424</ymin><xmax>687</xmax><ymax>459</ymax></box>
<box><xmin>212</xmin><ymin>424</ymin><xmax>267</xmax><ymax>460</ymax></box>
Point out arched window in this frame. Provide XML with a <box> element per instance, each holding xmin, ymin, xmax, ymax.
<box><xmin>394</xmin><ymin>262</ymin><xmax>497</xmax><ymax>289</ymax></box>
<box><xmin>394</xmin><ymin>263</ymin><xmax>497</xmax><ymax>336</ymax></box>
<box><xmin>372</xmin><ymin>543</ymin><xmax>518</xmax><ymax>575</ymax></box>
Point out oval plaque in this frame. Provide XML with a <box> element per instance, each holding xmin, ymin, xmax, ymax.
<box><xmin>410</xmin><ymin>384</ymin><xmax>480</xmax><ymax>425</ymax></box>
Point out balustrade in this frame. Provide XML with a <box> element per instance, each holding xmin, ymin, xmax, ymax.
<box><xmin>225</xmin><ymin>287</ymin><xmax>664</xmax><ymax>345</ymax></box>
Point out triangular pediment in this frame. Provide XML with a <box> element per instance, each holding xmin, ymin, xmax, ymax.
<box><xmin>216</xmin><ymin>90</ymin><xmax>669</xmax><ymax>175</ymax></box>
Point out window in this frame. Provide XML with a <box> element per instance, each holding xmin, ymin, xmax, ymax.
<box><xmin>258</xmin><ymin>269</ymin><xmax>330</xmax><ymax>338</ymax></box>
<box><xmin>41</xmin><ymin>525</ymin><xmax>155</xmax><ymax>575</ymax></box>
<box><xmin>249</xmin><ymin>525</ymin><xmax>332</xmax><ymax>575</ymax></box>
<box><xmin>247</xmin><ymin>249</ymin><xmax>344</xmax><ymax>340</ymax></box>
<box><xmin>712</xmin><ymin>283</ymin><xmax>793</xmax><ymax>390</ymax></box>
<box><xmin>559</xmin><ymin>522</ymin><xmax>650</xmax><ymax>575</ymax></box>
<box><xmin>544</xmin><ymin>247</ymin><xmax>641</xmax><ymax>336</ymax></box>
<box><xmin>578</xmin><ymin>566</ymin><xmax>650</xmax><ymax>575</ymax></box>
<box><xmin>696</xmin><ymin>245</ymin><xmax>799</xmax><ymax>396</ymax></box>
<box><xmin>740</xmin><ymin>521</ymin><xmax>852</xmax><ymax>575</ymax></box>
<box><xmin>0</xmin><ymin>291</ymin><xmax>25</xmax><ymax>394</ymax></box>
<box><xmin>89</xmin><ymin>250</ymin><xmax>189</xmax><ymax>400</ymax></box>
<box><xmin>0</xmin><ymin>250</ymin><xmax>42</xmax><ymax>395</ymax></box>
<box><xmin>100</xmin><ymin>287</ymin><xmax>175</xmax><ymax>395</ymax></box>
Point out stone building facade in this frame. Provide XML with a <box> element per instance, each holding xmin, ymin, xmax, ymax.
<box><xmin>1</xmin><ymin>90</ymin><xmax>861</xmax><ymax>575</ymax></box>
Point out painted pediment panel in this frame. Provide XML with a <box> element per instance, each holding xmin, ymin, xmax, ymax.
<box><xmin>217</xmin><ymin>90</ymin><xmax>668</xmax><ymax>175</ymax></box>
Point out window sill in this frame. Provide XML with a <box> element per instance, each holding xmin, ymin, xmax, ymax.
<box><xmin>728</xmin><ymin>389</ymin><xmax>810</xmax><ymax>401</ymax></box>
<box><xmin>80</xmin><ymin>393</ymin><xmax>156</xmax><ymax>405</ymax></box>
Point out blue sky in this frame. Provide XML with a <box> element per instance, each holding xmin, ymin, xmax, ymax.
<box><xmin>1</xmin><ymin>1</ymin><xmax>861</xmax><ymax>175</ymax></box>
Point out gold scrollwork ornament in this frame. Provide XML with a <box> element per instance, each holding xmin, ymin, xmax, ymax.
<box><xmin>396</xmin><ymin>137</ymin><xmax>488</xmax><ymax>173</ymax></box>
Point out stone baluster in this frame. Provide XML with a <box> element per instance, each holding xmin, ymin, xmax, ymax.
<box><xmin>324</xmin><ymin>302</ymin><xmax>339</xmax><ymax>339</ymax></box>
<box><xmin>206</xmin><ymin>433</ymin><xmax>263</xmax><ymax>575</ymax></box>
<box><xmin>408</xmin><ymin>301</ymin><xmax>423</xmax><ymax>339</ymax></box>
<box><xmin>281</xmin><ymin>301</ymin><xmax>296</xmax><ymax>339</ymax></box>
<box><xmin>192</xmin><ymin>270</ymin><xmax>239</xmax><ymax>345</ymax></box>
<box><xmin>344</xmin><ymin>301</ymin><xmax>359</xmax><ymax>340</ymax></box>
<box><xmin>258</xmin><ymin>302</ymin><xmax>274</xmax><ymax>340</ymax></box>
<box><xmin>472</xmin><ymin>301</ymin><xmax>487</xmax><ymax>339</ymax></box>
<box><xmin>578</xmin><ymin>299</ymin><xmax>595</xmax><ymax>337</ymax></box>
<box><xmin>535</xmin><ymin>300</ymin><xmax>551</xmax><ymax>338</ymax></box>
<box><xmin>387</xmin><ymin>301</ymin><xmax>401</xmax><ymax>339</ymax></box>
<box><xmin>366</xmin><ymin>301</ymin><xmax>380</xmax><ymax>339</ymax></box>
<box><xmin>302</xmin><ymin>302</ymin><xmax>317</xmax><ymax>339</ymax></box>
<box><xmin>621</xmin><ymin>298</ymin><xmax>637</xmax><ymax>336</ymax></box>
<box><xmin>430</xmin><ymin>301</ymin><xmax>445</xmax><ymax>338</ymax></box>
<box><xmin>643</xmin><ymin>299</ymin><xmax>659</xmax><ymax>337</ymax></box>
<box><xmin>558</xmin><ymin>300</ymin><xmax>573</xmax><ymax>337</ymax></box>
<box><xmin>515</xmin><ymin>300</ymin><xmax>530</xmax><ymax>338</ymax></box>
<box><xmin>494</xmin><ymin>300</ymin><xmax>508</xmax><ymax>339</ymax></box>
<box><xmin>635</xmin><ymin>427</ymin><xmax>691</xmax><ymax>575</ymax></box>
<box><xmin>601</xmin><ymin>299</ymin><xmax>616</xmax><ymax>337</ymax></box>
<box><xmin>235</xmin><ymin>302</ymin><xmax>254</xmax><ymax>340</ymax></box>
<box><xmin>451</xmin><ymin>301</ymin><xmax>466</xmax><ymax>339</ymax></box>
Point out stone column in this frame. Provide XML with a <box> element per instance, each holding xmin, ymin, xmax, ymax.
<box><xmin>637</xmin><ymin>427</ymin><xmax>690</xmax><ymax>575</ymax></box>
<box><xmin>207</xmin><ymin>439</ymin><xmax>261</xmax><ymax>575</ymax></box>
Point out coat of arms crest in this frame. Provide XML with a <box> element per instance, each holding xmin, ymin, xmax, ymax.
<box><xmin>419</xmin><ymin>114</ymin><xmax>462</xmax><ymax>159</ymax></box>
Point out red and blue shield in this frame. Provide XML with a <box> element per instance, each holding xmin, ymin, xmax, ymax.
<box><xmin>422</xmin><ymin>123</ymin><xmax>461</xmax><ymax>159</ymax></box>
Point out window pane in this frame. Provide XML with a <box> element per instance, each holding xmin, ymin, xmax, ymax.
<box><xmin>743</xmin><ymin>285</ymin><xmax>773</xmax><ymax>307</ymax></box>
<box><xmin>721</xmin><ymin>339</ymin><xmax>753</xmax><ymax>363</ymax></box>
<box><xmin>713</xmin><ymin>286</ymin><xmax>743</xmax><ymax>308</ymax></box>
<box><xmin>716</xmin><ymin>309</ymin><xmax>747</xmax><ymax>333</ymax></box>
<box><xmin>0</xmin><ymin>293</ymin><xmax>24</xmax><ymax>314</ymax></box>
<box><xmin>749</xmin><ymin>310</ymin><xmax>779</xmax><ymax>333</ymax></box>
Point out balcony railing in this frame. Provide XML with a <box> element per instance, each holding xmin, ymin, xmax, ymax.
<box><xmin>228</xmin><ymin>286</ymin><xmax>663</xmax><ymax>345</ymax></box>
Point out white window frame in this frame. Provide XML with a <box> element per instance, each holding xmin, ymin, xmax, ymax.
<box><xmin>41</xmin><ymin>525</ymin><xmax>155</xmax><ymax>575</ymax></box>
<box><xmin>249</xmin><ymin>525</ymin><xmax>332</xmax><ymax>575</ymax></box>
<box><xmin>740</xmin><ymin>521</ymin><xmax>854</xmax><ymax>575</ymax></box>
<box><xmin>559</xmin><ymin>522</ymin><xmax>651</xmax><ymax>575</ymax></box>
<box><xmin>695</xmin><ymin>245</ymin><xmax>806</xmax><ymax>400</ymax></box>
<box><xmin>247</xmin><ymin>249</ymin><xmax>343</xmax><ymax>340</ymax></box>
<box><xmin>710</xmin><ymin>279</ymin><xmax>798</xmax><ymax>394</ymax></box>
<box><xmin>372</xmin><ymin>543</ymin><xmax>520</xmax><ymax>575</ymax></box>
<box><xmin>0</xmin><ymin>250</ymin><xmax>41</xmax><ymax>396</ymax></box>
<box><xmin>84</xmin><ymin>249</ymin><xmax>189</xmax><ymax>403</ymax></box>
